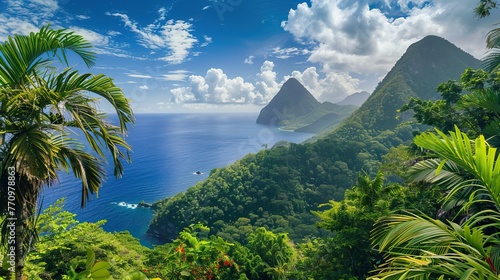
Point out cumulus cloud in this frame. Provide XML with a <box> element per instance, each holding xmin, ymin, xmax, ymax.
<box><xmin>281</xmin><ymin>0</ymin><xmax>496</xmax><ymax>77</ymax></box>
<box><xmin>171</xmin><ymin>61</ymin><xmax>287</xmax><ymax>104</ymax></box>
<box><xmin>254</xmin><ymin>61</ymin><xmax>280</xmax><ymax>102</ymax></box>
<box><xmin>171</xmin><ymin>68</ymin><xmax>257</xmax><ymax>104</ymax></box>
<box><xmin>109</xmin><ymin>10</ymin><xmax>199</xmax><ymax>64</ymax></box>
<box><xmin>139</xmin><ymin>85</ymin><xmax>149</xmax><ymax>90</ymax></box>
<box><xmin>285</xmin><ymin>68</ymin><xmax>359</xmax><ymax>102</ymax></box>
<box><xmin>170</xmin><ymin>60</ymin><xmax>357</xmax><ymax>105</ymax></box>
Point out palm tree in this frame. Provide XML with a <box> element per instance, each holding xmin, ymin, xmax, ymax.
<box><xmin>370</xmin><ymin>127</ymin><xmax>500</xmax><ymax>279</ymax></box>
<box><xmin>0</xmin><ymin>25</ymin><xmax>134</xmax><ymax>279</ymax></box>
<box><xmin>483</xmin><ymin>25</ymin><xmax>500</xmax><ymax>73</ymax></box>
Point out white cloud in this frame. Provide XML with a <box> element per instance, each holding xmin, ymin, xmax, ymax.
<box><xmin>127</xmin><ymin>73</ymin><xmax>153</xmax><ymax>79</ymax></box>
<box><xmin>170</xmin><ymin>60</ymin><xmax>354</xmax><ymax>105</ymax></box>
<box><xmin>200</xmin><ymin>35</ymin><xmax>213</xmax><ymax>47</ymax></box>
<box><xmin>0</xmin><ymin>15</ymin><xmax>38</xmax><ymax>41</ymax></box>
<box><xmin>0</xmin><ymin>1</ymin><xmax>141</xmax><ymax>61</ymax></box>
<box><xmin>285</xmin><ymin>68</ymin><xmax>359</xmax><ymax>102</ymax></box>
<box><xmin>76</xmin><ymin>15</ymin><xmax>90</xmax><ymax>20</ymax></box>
<box><xmin>69</xmin><ymin>26</ymin><xmax>110</xmax><ymax>47</ymax></box>
<box><xmin>6</xmin><ymin>0</ymin><xmax>59</xmax><ymax>23</ymax></box>
<box><xmin>0</xmin><ymin>0</ymin><xmax>59</xmax><ymax>40</ymax></box>
<box><xmin>244</xmin><ymin>55</ymin><xmax>254</xmax><ymax>64</ymax></box>
<box><xmin>281</xmin><ymin>0</ymin><xmax>496</xmax><ymax>78</ymax></box>
<box><xmin>254</xmin><ymin>60</ymin><xmax>280</xmax><ymax>103</ymax></box>
<box><xmin>171</xmin><ymin>68</ymin><xmax>258</xmax><ymax>104</ymax></box>
<box><xmin>108</xmin><ymin>30</ymin><xmax>121</xmax><ymax>36</ymax></box>
<box><xmin>109</xmin><ymin>11</ymin><xmax>199</xmax><ymax>64</ymax></box>
<box><xmin>397</xmin><ymin>0</ymin><xmax>429</xmax><ymax>12</ymax></box>
<box><xmin>161</xmin><ymin>70</ymin><xmax>191</xmax><ymax>81</ymax></box>
<box><xmin>272</xmin><ymin>47</ymin><xmax>310</xmax><ymax>59</ymax></box>
<box><xmin>139</xmin><ymin>85</ymin><xmax>149</xmax><ymax>90</ymax></box>
<box><xmin>158</xmin><ymin>7</ymin><xmax>167</xmax><ymax>21</ymax></box>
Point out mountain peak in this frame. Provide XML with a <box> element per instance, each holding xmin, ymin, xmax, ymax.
<box><xmin>256</xmin><ymin>78</ymin><xmax>320</xmax><ymax>125</ymax></box>
<box><xmin>283</xmin><ymin>77</ymin><xmax>300</xmax><ymax>85</ymax></box>
<box><xmin>331</xmin><ymin>35</ymin><xmax>481</xmax><ymax>133</ymax></box>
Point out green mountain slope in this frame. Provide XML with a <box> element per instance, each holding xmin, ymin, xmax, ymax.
<box><xmin>294</xmin><ymin>112</ymin><xmax>345</xmax><ymax>133</ymax></box>
<box><xmin>336</xmin><ymin>91</ymin><xmax>370</xmax><ymax>106</ymax></box>
<box><xmin>148</xmin><ymin>35</ymin><xmax>481</xmax><ymax>244</ymax></box>
<box><xmin>280</xmin><ymin>102</ymin><xmax>357</xmax><ymax>133</ymax></box>
<box><xmin>338</xmin><ymin>35</ymin><xmax>481</xmax><ymax>133</ymax></box>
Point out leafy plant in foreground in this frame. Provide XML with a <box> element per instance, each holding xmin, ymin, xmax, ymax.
<box><xmin>371</xmin><ymin>127</ymin><xmax>500</xmax><ymax>279</ymax></box>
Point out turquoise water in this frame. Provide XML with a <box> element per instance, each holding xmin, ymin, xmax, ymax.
<box><xmin>40</xmin><ymin>113</ymin><xmax>313</xmax><ymax>247</ymax></box>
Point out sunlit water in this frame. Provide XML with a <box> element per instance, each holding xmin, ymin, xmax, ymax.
<box><xmin>40</xmin><ymin>113</ymin><xmax>313</xmax><ymax>247</ymax></box>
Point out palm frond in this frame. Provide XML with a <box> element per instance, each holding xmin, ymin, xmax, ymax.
<box><xmin>52</xmin><ymin>134</ymin><xmax>106</xmax><ymax>207</ymax></box>
<box><xmin>41</xmin><ymin>69</ymin><xmax>133</xmax><ymax>177</ymax></box>
<box><xmin>482</xmin><ymin>48</ymin><xmax>500</xmax><ymax>73</ymax></box>
<box><xmin>461</xmin><ymin>89</ymin><xmax>500</xmax><ymax>115</ymax></box>
<box><xmin>371</xmin><ymin>213</ymin><xmax>497</xmax><ymax>279</ymax></box>
<box><xmin>407</xmin><ymin>158</ymin><xmax>466</xmax><ymax>188</ymax></box>
<box><xmin>0</xmin><ymin>25</ymin><xmax>95</xmax><ymax>87</ymax></box>
<box><xmin>486</xmin><ymin>25</ymin><xmax>500</xmax><ymax>50</ymax></box>
<box><xmin>414</xmin><ymin>127</ymin><xmax>500</xmax><ymax>211</ymax></box>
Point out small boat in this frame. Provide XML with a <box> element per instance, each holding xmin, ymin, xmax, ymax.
<box><xmin>195</xmin><ymin>171</ymin><xmax>202</xmax><ymax>175</ymax></box>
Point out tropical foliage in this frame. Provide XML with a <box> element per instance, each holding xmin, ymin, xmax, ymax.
<box><xmin>477</xmin><ymin>0</ymin><xmax>500</xmax><ymax>72</ymax></box>
<box><xmin>371</xmin><ymin>127</ymin><xmax>500</xmax><ymax>279</ymax></box>
<box><xmin>400</xmin><ymin>68</ymin><xmax>500</xmax><ymax>145</ymax></box>
<box><xmin>2</xmin><ymin>2</ymin><xmax>498</xmax><ymax>279</ymax></box>
<box><xmin>0</xmin><ymin>25</ymin><xmax>133</xmax><ymax>279</ymax></box>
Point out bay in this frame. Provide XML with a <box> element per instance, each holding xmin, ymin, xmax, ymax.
<box><xmin>41</xmin><ymin>113</ymin><xmax>313</xmax><ymax>247</ymax></box>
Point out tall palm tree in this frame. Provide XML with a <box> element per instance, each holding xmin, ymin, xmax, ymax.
<box><xmin>370</xmin><ymin>127</ymin><xmax>500</xmax><ymax>279</ymax></box>
<box><xmin>0</xmin><ymin>25</ymin><xmax>134</xmax><ymax>279</ymax></box>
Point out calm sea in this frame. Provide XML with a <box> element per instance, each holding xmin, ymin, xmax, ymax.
<box><xmin>40</xmin><ymin>113</ymin><xmax>313</xmax><ymax>247</ymax></box>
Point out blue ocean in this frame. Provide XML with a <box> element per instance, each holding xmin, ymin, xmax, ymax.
<box><xmin>41</xmin><ymin>113</ymin><xmax>313</xmax><ymax>247</ymax></box>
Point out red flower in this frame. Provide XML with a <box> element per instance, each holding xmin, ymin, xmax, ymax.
<box><xmin>224</xmin><ymin>260</ymin><xmax>230</xmax><ymax>266</ymax></box>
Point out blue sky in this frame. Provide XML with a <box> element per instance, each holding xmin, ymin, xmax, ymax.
<box><xmin>0</xmin><ymin>0</ymin><xmax>497</xmax><ymax>113</ymax></box>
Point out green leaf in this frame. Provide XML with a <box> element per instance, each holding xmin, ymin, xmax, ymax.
<box><xmin>85</xmin><ymin>248</ymin><xmax>96</xmax><ymax>272</ymax></box>
<box><xmin>89</xmin><ymin>261</ymin><xmax>111</xmax><ymax>279</ymax></box>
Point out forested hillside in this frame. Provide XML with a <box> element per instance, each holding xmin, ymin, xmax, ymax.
<box><xmin>3</xmin><ymin>33</ymin><xmax>496</xmax><ymax>280</ymax></box>
<box><xmin>148</xmin><ymin>35</ymin><xmax>480</xmax><ymax>244</ymax></box>
<box><xmin>3</xmin><ymin>2</ymin><xmax>500</xmax><ymax>277</ymax></box>
<box><xmin>334</xmin><ymin>35</ymin><xmax>481</xmax><ymax>134</ymax></box>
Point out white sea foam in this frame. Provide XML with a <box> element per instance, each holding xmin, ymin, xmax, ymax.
<box><xmin>114</xmin><ymin>202</ymin><xmax>137</xmax><ymax>209</ymax></box>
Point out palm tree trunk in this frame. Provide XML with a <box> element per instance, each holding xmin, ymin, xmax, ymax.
<box><xmin>14</xmin><ymin>200</ymin><xmax>27</xmax><ymax>280</ymax></box>
<box><xmin>13</xmin><ymin>176</ymin><xmax>39</xmax><ymax>280</ymax></box>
